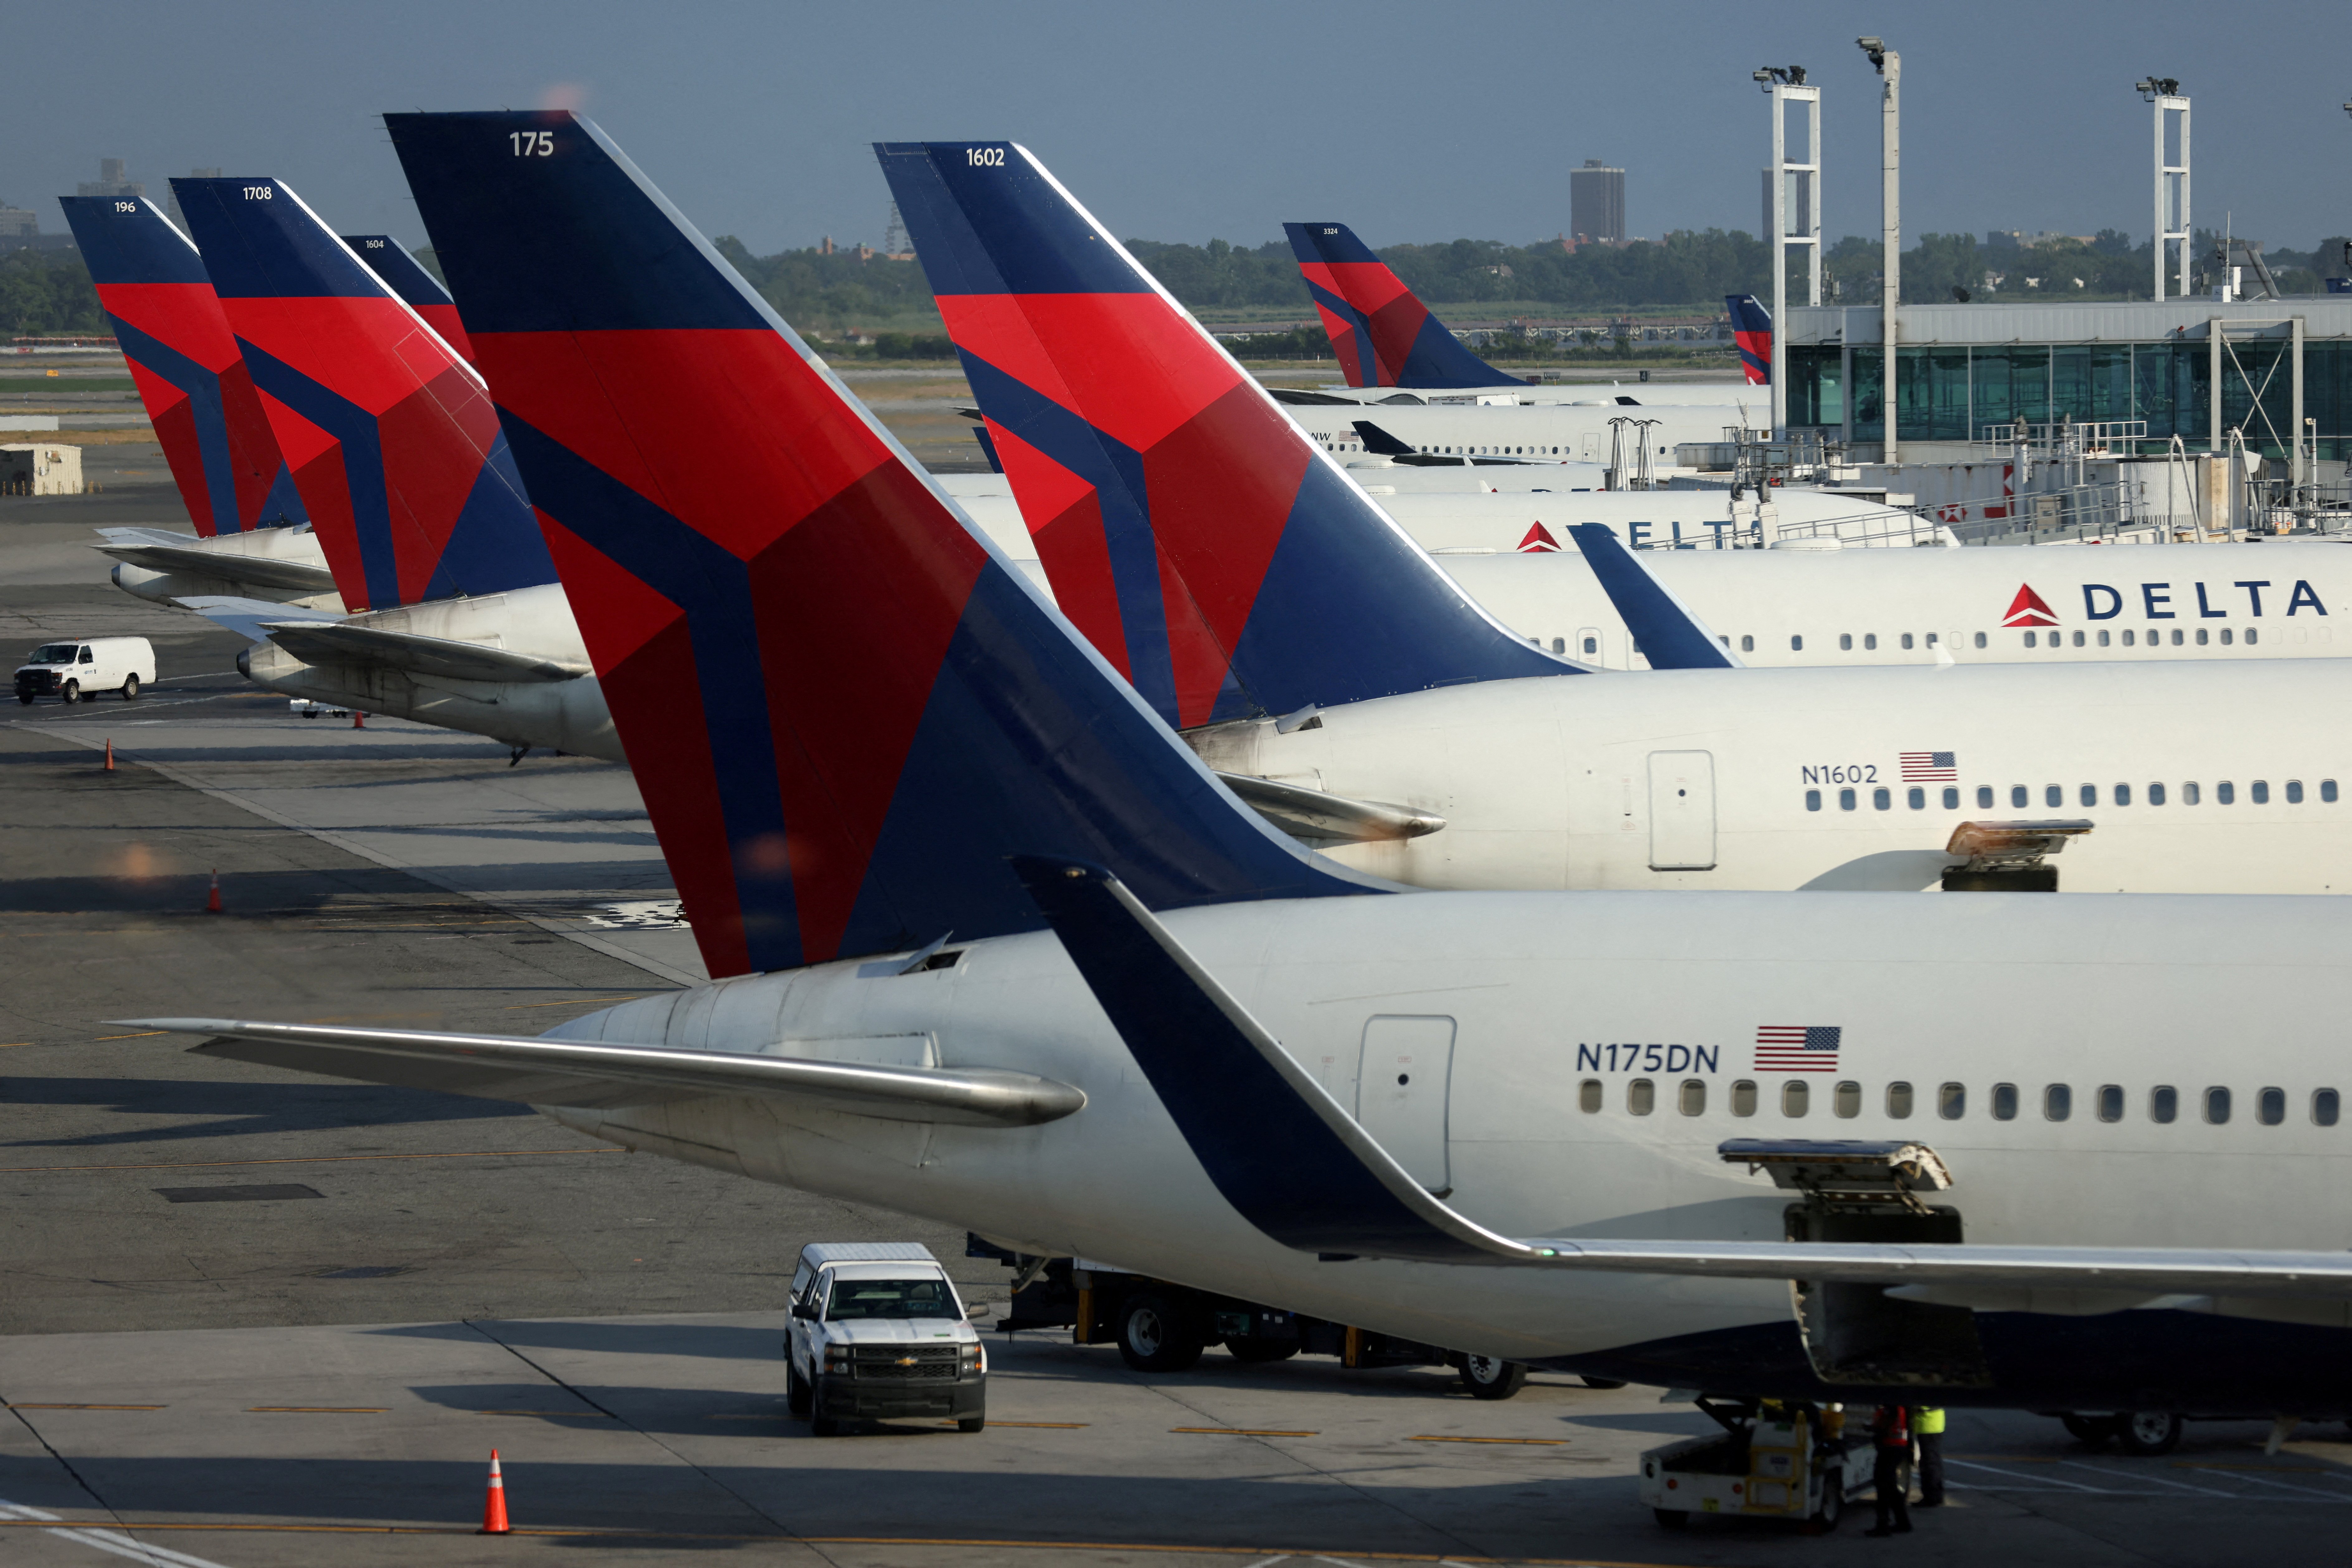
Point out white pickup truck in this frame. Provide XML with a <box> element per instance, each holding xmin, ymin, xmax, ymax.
<box><xmin>15</xmin><ymin>636</ymin><xmax>155</xmax><ymax>705</ymax></box>
<box><xmin>783</xmin><ymin>1242</ymin><xmax>987</xmax><ymax>1436</ymax></box>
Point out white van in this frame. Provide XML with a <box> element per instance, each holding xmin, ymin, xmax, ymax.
<box><xmin>782</xmin><ymin>1242</ymin><xmax>987</xmax><ymax>1435</ymax></box>
<box><xmin>14</xmin><ymin>636</ymin><xmax>156</xmax><ymax>705</ymax></box>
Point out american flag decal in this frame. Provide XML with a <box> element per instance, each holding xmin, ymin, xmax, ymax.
<box><xmin>1900</xmin><ymin>751</ymin><xmax>1957</xmax><ymax>782</ymax></box>
<box><xmin>1755</xmin><ymin>1025</ymin><xmax>1841</xmax><ymax>1072</ymax></box>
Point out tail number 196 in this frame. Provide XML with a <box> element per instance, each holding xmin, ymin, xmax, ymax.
<box><xmin>965</xmin><ymin>147</ymin><xmax>1004</xmax><ymax>167</ymax></box>
<box><xmin>511</xmin><ymin>131</ymin><xmax>555</xmax><ymax>156</ymax></box>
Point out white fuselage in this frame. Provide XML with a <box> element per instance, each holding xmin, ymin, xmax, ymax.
<box><xmin>1187</xmin><ymin>660</ymin><xmax>2352</xmax><ymax>894</ymax></box>
<box><xmin>1290</xmin><ymin>402</ymin><xmax>1750</xmax><ymax>467</ymax></box>
<box><xmin>1274</xmin><ymin>380</ymin><xmax>1752</xmax><ymax>408</ymax></box>
<box><xmin>534</xmin><ymin>888</ymin><xmax>2352</xmax><ymax>1401</ymax></box>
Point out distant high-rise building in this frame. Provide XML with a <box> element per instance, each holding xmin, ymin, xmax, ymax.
<box><xmin>1569</xmin><ymin>160</ymin><xmax>1623</xmax><ymax>244</ymax></box>
<box><xmin>165</xmin><ymin>169</ymin><xmax>222</xmax><ymax>233</ymax></box>
<box><xmin>0</xmin><ymin>205</ymin><xmax>38</xmax><ymax>244</ymax></box>
<box><xmin>76</xmin><ymin>158</ymin><xmax>145</xmax><ymax>202</ymax></box>
<box><xmin>1761</xmin><ymin>169</ymin><xmax>1811</xmax><ymax>240</ymax></box>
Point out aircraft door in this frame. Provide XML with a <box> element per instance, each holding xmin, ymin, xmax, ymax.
<box><xmin>1647</xmin><ymin>750</ymin><xmax>1717</xmax><ymax>871</ymax></box>
<box><xmin>1575</xmin><ymin>625</ymin><xmax>1604</xmax><ymax>666</ymax></box>
<box><xmin>1357</xmin><ymin>1015</ymin><xmax>1456</xmax><ymax>1194</ymax></box>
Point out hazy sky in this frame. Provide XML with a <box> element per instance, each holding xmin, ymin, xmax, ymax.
<box><xmin>11</xmin><ymin>0</ymin><xmax>2347</xmax><ymax>258</ymax></box>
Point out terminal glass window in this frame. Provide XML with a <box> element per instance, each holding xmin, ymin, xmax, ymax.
<box><xmin>1939</xmin><ymin>1082</ymin><xmax>1966</xmax><ymax>1119</ymax></box>
<box><xmin>1972</xmin><ymin>345</ymin><xmax>2051</xmax><ymax>434</ymax></box>
<box><xmin>2151</xmin><ymin>1085</ymin><xmax>2179</xmax><ymax>1123</ymax></box>
<box><xmin>1782</xmin><ymin>1080</ymin><xmax>1810</xmax><ymax>1117</ymax></box>
<box><xmin>1896</xmin><ymin>347</ymin><xmax>1972</xmax><ymax>443</ymax></box>
<box><xmin>1886</xmin><ymin>1081</ymin><xmax>1914</xmax><ymax>1118</ymax></box>
<box><xmin>1731</xmin><ymin>1079</ymin><xmax>1758</xmax><ymax>1117</ymax></box>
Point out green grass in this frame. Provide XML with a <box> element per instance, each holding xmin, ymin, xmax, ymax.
<box><xmin>0</xmin><ymin>378</ymin><xmax>136</xmax><ymax>393</ymax></box>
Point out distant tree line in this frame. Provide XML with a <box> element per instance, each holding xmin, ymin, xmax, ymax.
<box><xmin>0</xmin><ymin>249</ymin><xmax>103</xmax><ymax>336</ymax></box>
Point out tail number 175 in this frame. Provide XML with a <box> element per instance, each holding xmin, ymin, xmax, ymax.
<box><xmin>511</xmin><ymin>131</ymin><xmax>555</xmax><ymax>156</ymax></box>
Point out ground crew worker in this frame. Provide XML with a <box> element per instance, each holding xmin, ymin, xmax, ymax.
<box><xmin>1865</xmin><ymin>1404</ymin><xmax>1913</xmax><ymax>1537</ymax></box>
<box><xmin>1914</xmin><ymin>1406</ymin><xmax>1946</xmax><ymax>1506</ymax></box>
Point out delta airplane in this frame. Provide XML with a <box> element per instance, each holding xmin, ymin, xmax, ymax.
<box><xmin>140</xmin><ymin>113</ymin><xmax>2352</xmax><ymax>1440</ymax></box>
<box><xmin>1281</xmin><ymin>221</ymin><xmax>1749</xmax><ymax>408</ymax></box>
<box><xmin>880</xmin><ymin>140</ymin><xmax>2352</xmax><ymax>895</ymax></box>
<box><xmin>56</xmin><ymin>195</ymin><xmax>339</xmax><ymax>609</ymax></box>
<box><xmin>167</xmin><ymin>175</ymin><xmax>611</xmax><ymax>760</ymax></box>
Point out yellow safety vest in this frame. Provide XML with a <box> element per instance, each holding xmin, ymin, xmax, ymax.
<box><xmin>1915</xmin><ymin>1407</ymin><xmax>1946</xmax><ymax>1434</ymax></box>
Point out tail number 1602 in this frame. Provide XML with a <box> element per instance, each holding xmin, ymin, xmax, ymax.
<box><xmin>965</xmin><ymin>147</ymin><xmax>1004</xmax><ymax>167</ymax></box>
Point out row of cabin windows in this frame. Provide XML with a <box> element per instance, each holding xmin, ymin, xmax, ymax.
<box><xmin>1804</xmin><ymin>779</ymin><xmax>2340</xmax><ymax>812</ymax></box>
<box><xmin>1725</xmin><ymin>629</ymin><xmax>2283</xmax><ymax>654</ymax></box>
<box><xmin>1315</xmin><ymin>438</ymin><xmax>1577</xmax><ymax>457</ymax></box>
<box><xmin>2022</xmin><ymin>627</ymin><xmax>2256</xmax><ymax>648</ymax></box>
<box><xmin>1577</xmin><ymin>1077</ymin><xmax>2343</xmax><ymax>1126</ymax></box>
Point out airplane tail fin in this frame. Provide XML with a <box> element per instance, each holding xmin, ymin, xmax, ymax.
<box><xmin>876</xmin><ymin>144</ymin><xmax>1579</xmax><ymax>731</ymax></box>
<box><xmin>172</xmin><ymin>178</ymin><xmax>553</xmax><ymax>611</ymax></box>
<box><xmin>1563</xmin><ymin>525</ymin><xmax>1740</xmax><ymax>670</ymax></box>
<box><xmin>340</xmin><ymin>235</ymin><xmax>475</xmax><ymax>365</ymax></box>
<box><xmin>387</xmin><ymin>110</ymin><xmax>1380</xmax><ymax>980</ymax></box>
<box><xmin>1283</xmin><ymin>222</ymin><xmax>1526</xmax><ymax>391</ymax></box>
<box><xmin>1726</xmin><ymin>294</ymin><xmax>1771</xmax><ymax>386</ymax></box>
<box><xmin>57</xmin><ymin>196</ymin><xmax>307</xmax><ymax>538</ymax></box>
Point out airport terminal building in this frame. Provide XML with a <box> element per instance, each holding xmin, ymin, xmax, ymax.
<box><xmin>1783</xmin><ymin>298</ymin><xmax>2352</xmax><ymax>473</ymax></box>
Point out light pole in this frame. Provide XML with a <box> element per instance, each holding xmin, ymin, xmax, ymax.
<box><xmin>1859</xmin><ymin>38</ymin><xmax>1898</xmax><ymax>463</ymax></box>
<box><xmin>2137</xmin><ymin>78</ymin><xmax>2189</xmax><ymax>299</ymax></box>
<box><xmin>1753</xmin><ymin>65</ymin><xmax>1819</xmax><ymax>436</ymax></box>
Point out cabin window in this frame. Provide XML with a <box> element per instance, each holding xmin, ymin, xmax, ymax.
<box><xmin>1907</xmin><ymin>787</ymin><xmax>1925</xmax><ymax>810</ymax></box>
<box><xmin>2258</xmin><ymin>1087</ymin><xmax>2286</xmax><ymax>1126</ymax></box>
<box><xmin>1679</xmin><ymin>1079</ymin><xmax>1706</xmax><ymax>1116</ymax></box>
<box><xmin>1791</xmin><ymin>635</ymin><xmax>1803</xmax><ymax>651</ymax></box>
<box><xmin>2097</xmin><ymin>630</ymin><xmax>2111</xmax><ymax>646</ymax></box>
<box><xmin>2044</xmin><ymin>1083</ymin><xmax>2072</xmax><ymax>1121</ymax></box>
<box><xmin>1973</xmin><ymin>631</ymin><xmax>1987</xmax><ymax>648</ymax></box>
<box><xmin>2251</xmin><ymin>780</ymin><xmax>2269</xmax><ymax>804</ymax></box>
<box><xmin>1805</xmin><ymin>789</ymin><xmax>1822</xmax><ymax>812</ymax></box>
<box><xmin>1864</xmin><ymin>633</ymin><xmax>1878</xmax><ymax>651</ymax></box>
<box><xmin>2195</xmin><ymin>628</ymin><xmax>2210</xmax><ymax>646</ymax></box>
<box><xmin>2072</xmin><ymin>631</ymin><xmax>2085</xmax><ymax>648</ymax></box>
<box><xmin>1834</xmin><ymin>1080</ymin><xmax>1861</xmax><ymax>1118</ymax></box>
<box><xmin>1782</xmin><ymin>1080</ymin><xmax>1809</xmax><ymax>1117</ymax></box>
<box><xmin>1927</xmin><ymin>632</ymin><xmax>1939</xmax><ymax>646</ymax></box>
<box><xmin>1872</xmin><ymin>787</ymin><xmax>1891</xmax><ymax>810</ymax></box>
<box><xmin>1942</xmin><ymin>787</ymin><xmax>1961</xmax><ymax>809</ymax></box>
<box><xmin>1839</xmin><ymin>633</ymin><xmax>1853</xmax><ymax>651</ymax></box>
<box><xmin>1731</xmin><ymin>1079</ymin><xmax>1758</xmax><ymax>1117</ymax></box>
<box><xmin>2122</xmin><ymin>628</ymin><xmax>2136</xmax><ymax>646</ymax></box>
<box><xmin>1901</xmin><ymin>633</ymin><xmax>1915</xmax><ymax>650</ymax></box>
<box><xmin>2171</xmin><ymin>628</ymin><xmax>2185</xmax><ymax>645</ymax></box>
<box><xmin>2220</xmin><ymin>628</ymin><xmax>2234</xmax><ymax>645</ymax></box>
<box><xmin>1551</xmin><ymin>637</ymin><xmax>1565</xmax><ymax>653</ymax></box>
<box><xmin>2183</xmin><ymin>782</ymin><xmax>2201</xmax><ymax>805</ymax></box>
<box><xmin>2023</xmin><ymin>631</ymin><xmax>2037</xmax><ymax>648</ymax></box>
<box><xmin>2011</xmin><ymin>785</ymin><xmax>2029</xmax><ymax>808</ymax></box>
<box><xmin>1740</xmin><ymin>634</ymin><xmax>1755</xmax><ymax>652</ymax></box>
<box><xmin>1839</xmin><ymin>788</ymin><xmax>1857</xmax><ymax>811</ymax></box>
<box><xmin>2217</xmin><ymin>781</ymin><xmax>2235</xmax><ymax>805</ymax></box>
<box><xmin>1582</xmin><ymin>636</ymin><xmax>1598</xmax><ymax>655</ymax></box>
<box><xmin>1886</xmin><ymin>1081</ymin><xmax>1914</xmax><ymax>1118</ymax></box>
<box><xmin>2287</xmin><ymin>780</ymin><xmax>2304</xmax><ymax>803</ymax></box>
<box><xmin>1991</xmin><ymin>1082</ymin><xmax>2019</xmax><ymax>1120</ymax></box>
<box><xmin>2151</xmin><ymin>1085</ymin><xmax>2179</xmax><ymax>1123</ymax></box>
<box><xmin>1977</xmin><ymin>786</ymin><xmax>1995</xmax><ymax>808</ymax></box>
<box><xmin>2115</xmin><ymin>783</ymin><xmax>2132</xmax><ymax>805</ymax></box>
<box><xmin>2204</xmin><ymin>1086</ymin><xmax>2232</xmax><ymax>1125</ymax></box>
<box><xmin>1627</xmin><ymin>1078</ymin><xmax>1655</xmax><ymax>1115</ymax></box>
<box><xmin>2326</xmin><ymin>780</ymin><xmax>2341</xmax><ymax>803</ymax></box>
<box><xmin>2246</xmin><ymin>627</ymin><xmax>2259</xmax><ymax>645</ymax></box>
<box><xmin>1578</xmin><ymin>1079</ymin><xmax>1603</xmax><ymax>1113</ymax></box>
<box><xmin>2097</xmin><ymin>1084</ymin><xmax>2125</xmax><ymax>1122</ymax></box>
<box><xmin>2079</xmin><ymin>784</ymin><xmax>2097</xmax><ymax>807</ymax></box>
<box><xmin>2150</xmin><ymin>782</ymin><xmax>2168</xmax><ymax>805</ymax></box>
<box><xmin>1938</xmin><ymin>1082</ymin><xmax>1966</xmax><ymax>1119</ymax></box>
<box><xmin>2045</xmin><ymin>785</ymin><xmax>2063</xmax><ymax>808</ymax></box>
<box><xmin>2316</xmin><ymin>1089</ymin><xmax>2341</xmax><ymax>1127</ymax></box>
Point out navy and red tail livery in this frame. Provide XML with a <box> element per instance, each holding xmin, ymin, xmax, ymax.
<box><xmin>1726</xmin><ymin>294</ymin><xmax>1771</xmax><ymax>386</ymax></box>
<box><xmin>341</xmin><ymin>235</ymin><xmax>475</xmax><ymax>365</ymax></box>
<box><xmin>878</xmin><ymin>144</ymin><xmax>1578</xmax><ymax>731</ymax></box>
<box><xmin>1282</xmin><ymin>222</ymin><xmax>1525</xmax><ymax>391</ymax></box>
<box><xmin>386</xmin><ymin>110</ymin><xmax>1378</xmax><ymax>979</ymax></box>
<box><xmin>173</xmin><ymin>178</ymin><xmax>553</xmax><ymax>611</ymax></box>
<box><xmin>58</xmin><ymin>196</ymin><xmax>308</xmax><ymax>538</ymax></box>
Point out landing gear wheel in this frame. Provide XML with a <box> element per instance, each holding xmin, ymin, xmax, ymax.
<box><xmin>1653</xmin><ymin>1508</ymin><xmax>1691</xmax><ymax>1530</ymax></box>
<box><xmin>810</xmin><ymin>1413</ymin><xmax>842</xmax><ymax>1437</ymax></box>
<box><xmin>958</xmin><ymin>1415</ymin><xmax>985</xmax><ymax>1432</ymax></box>
<box><xmin>121</xmin><ymin>673</ymin><xmax>138</xmax><ymax>700</ymax></box>
<box><xmin>59</xmin><ymin>680</ymin><xmax>78</xmax><ymax>705</ymax></box>
<box><xmin>785</xmin><ymin>1359</ymin><xmax>810</xmax><ymax>1415</ymax></box>
<box><xmin>2113</xmin><ymin>1411</ymin><xmax>2183</xmax><ymax>1456</ymax></box>
<box><xmin>2061</xmin><ymin>1413</ymin><xmax>2118</xmax><ymax>1447</ymax></box>
<box><xmin>1459</xmin><ymin>1356</ymin><xmax>1528</xmax><ymax>1400</ymax></box>
<box><xmin>1115</xmin><ymin>1293</ymin><xmax>1204</xmax><ymax>1373</ymax></box>
<box><xmin>1809</xmin><ymin>1469</ymin><xmax>1844</xmax><ymax>1532</ymax></box>
<box><xmin>1224</xmin><ymin>1338</ymin><xmax>1299</xmax><ymax>1364</ymax></box>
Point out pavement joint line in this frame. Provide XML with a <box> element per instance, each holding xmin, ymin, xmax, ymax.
<box><xmin>0</xmin><ymin>1148</ymin><xmax>627</xmax><ymax>1175</ymax></box>
<box><xmin>472</xmin><ymin>1408</ymin><xmax>618</xmax><ymax>1418</ymax></box>
<box><xmin>5</xmin><ymin>1405</ymin><xmax>164</xmax><ymax>1412</ymax></box>
<box><xmin>1173</xmin><ymin>1427</ymin><xmax>1319</xmax><ymax>1436</ymax></box>
<box><xmin>1407</xmin><ymin>1435</ymin><xmax>1569</xmax><ymax>1446</ymax></box>
<box><xmin>246</xmin><ymin>1407</ymin><xmax>388</xmax><ymax>1413</ymax></box>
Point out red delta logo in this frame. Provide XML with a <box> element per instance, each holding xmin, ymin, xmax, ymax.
<box><xmin>2001</xmin><ymin>583</ymin><xmax>2059</xmax><ymax>628</ymax></box>
<box><xmin>1517</xmin><ymin>522</ymin><xmax>1562</xmax><ymax>553</ymax></box>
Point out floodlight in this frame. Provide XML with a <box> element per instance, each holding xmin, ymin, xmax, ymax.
<box><xmin>1858</xmin><ymin>37</ymin><xmax>1888</xmax><ymax>71</ymax></box>
<box><xmin>1787</xmin><ymin>66</ymin><xmax>1807</xmax><ymax>85</ymax></box>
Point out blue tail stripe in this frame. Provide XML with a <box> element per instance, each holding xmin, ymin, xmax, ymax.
<box><xmin>874</xmin><ymin>142</ymin><xmax>1147</xmax><ymax>299</ymax></box>
<box><xmin>63</xmin><ymin>196</ymin><xmax>208</xmax><ymax>286</ymax></box>
<box><xmin>105</xmin><ymin>314</ymin><xmax>239</xmax><ymax>536</ymax></box>
<box><xmin>174</xmin><ymin>180</ymin><xmax>386</xmax><ymax>300</ymax></box>
<box><xmin>232</xmin><ymin>337</ymin><xmax>400</xmax><ymax>610</ymax></box>
<box><xmin>340</xmin><ymin>235</ymin><xmax>456</xmax><ymax>309</ymax></box>
<box><xmin>1282</xmin><ymin>222</ymin><xmax>1382</xmax><ymax>269</ymax></box>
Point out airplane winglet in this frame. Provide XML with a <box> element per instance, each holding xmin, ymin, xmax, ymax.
<box><xmin>1564</xmin><ymin>524</ymin><xmax>1742</xmax><ymax>670</ymax></box>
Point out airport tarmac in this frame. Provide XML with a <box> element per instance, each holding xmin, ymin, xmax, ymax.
<box><xmin>6</xmin><ymin>464</ymin><xmax>2349</xmax><ymax>1566</ymax></box>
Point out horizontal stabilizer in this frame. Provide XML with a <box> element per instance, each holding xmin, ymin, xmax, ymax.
<box><xmin>1564</xmin><ymin>524</ymin><xmax>1739</xmax><ymax>670</ymax></box>
<box><xmin>94</xmin><ymin>539</ymin><xmax>339</xmax><ymax>595</ymax></box>
<box><xmin>122</xmin><ymin>1018</ymin><xmax>1086</xmax><ymax>1127</ymax></box>
<box><xmin>1019</xmin><ymin>860</ymin><xmax>2352</xmax><ymax>1301</ymax></box>
<box><xmin>1216</xmin><ymin>771</ymin><xmax>1444</xmax><ymax>845</ymax></box>
<box><xmin>175</xmin><ymin>595</ymin><xmax>342</xmax><ymax>644</ymax></box>
<box><xmin>258</xmin><ymin>620</ymin><xmax>589</xmax><ymax>684</ymax></box>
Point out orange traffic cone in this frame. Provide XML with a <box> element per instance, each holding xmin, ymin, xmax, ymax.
<box><xmin>478</xmin><ymin>1450</ymin><xmax>511</xmax><ymax>1535</ymax></box>
<box><xmin>205</xmin><ymin>870</ymin><xmax>222</xmax><ymax>914</ymax></box>
<box><xmin>103</xmin><ymin>739</ymin><xmax>114</xmax><ymax>772</ymax></box>
<box><xmin>352</xmin><ymin>710</ymin><xmax>366</xmax><ymax>729</ymax></box>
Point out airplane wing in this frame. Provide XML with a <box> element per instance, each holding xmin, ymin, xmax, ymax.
<box><xmin>257</xmin><ymin>621</ymin><xmax>590</xmax><ymax>684</ymax></box>
<box><xmin>174</xmin><ymin>596</ymin><xmax>344</xmax><ymax>645</ymax></box>
<box><xmin>1563</xmin><ymin>523</ymin><xmax>1741</xmax><ymax>670</ymax></box>
<box><xmin>120</xmin><ymin>1018</ymin><xmax>1085</xmax><ymax>1127</ymax></box>
<box><xmin>1215</xmin><ymin>771</ymin><xmax>1445</xmax><ymax>846</ymax></box>
<box><xmin>93</xmin><ymin>539</ymin><xmax>340</xmax><ymax>595</ymax></box>
<box><xmin>1011</xmin><ymin>857</ymin><xmax>2352</xmax><ymax>1301</ymax></box>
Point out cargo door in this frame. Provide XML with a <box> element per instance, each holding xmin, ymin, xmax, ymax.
<box><xmin>1648</xmin><ymin>750</ymin><xmax>1716</xmax><ymax>870</ymax></box>
<box><xmin>1357</xmin><ymin>1015</ymin><xmax>1456</xmax><ymax>1193</ymax></box>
